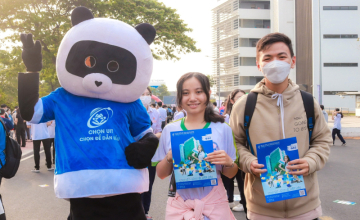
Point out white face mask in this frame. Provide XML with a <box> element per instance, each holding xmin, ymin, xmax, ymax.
<box><xmin>261</xmin><ymin>60</ymin><xmax>291</xmax><ymax>84</ymax></box>
<box><xmin>140</xmin><ymin>96</ymin><xmax>151</xmax><ymax>106</ymax></box>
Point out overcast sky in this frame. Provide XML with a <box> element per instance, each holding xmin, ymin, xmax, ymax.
<box><xmin>153</xmin><ymin>0</ymin><xmax>219</xmax><ymax>91</ymax></box>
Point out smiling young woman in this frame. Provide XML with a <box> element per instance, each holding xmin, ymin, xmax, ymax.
<box><xmin>152</xmin><ymin>72</ymin><xmax>238</xmax><ymax>220</ymax></box>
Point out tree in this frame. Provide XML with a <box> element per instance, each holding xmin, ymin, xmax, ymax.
<box><xmin>151</xmin><ymin>84</ymin><xmax>170</xmax><ymax>101</ymax></box>
<box><xmin>0</xmin><ymin>0</ymin><xmax>200</xmax><ymax>105</ymax></box>
<box><xmin>206</xmin><ymin>74</ymin><xmax>216</xmax><ymax>88</ymax></box>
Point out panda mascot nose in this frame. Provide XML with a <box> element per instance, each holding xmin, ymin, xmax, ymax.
<box><xmin>95</xmin><ymin>81</ymin><xmax>102</xmax><ymax>87</ymax></box>
<box><xmin>82</xmin><ymin>73</ymin><xmax>112</xmax><ymax>94</ymax></box>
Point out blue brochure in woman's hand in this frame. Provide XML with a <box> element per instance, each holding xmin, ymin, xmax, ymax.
<box><xmin>170</xmin><ymin>128</ymin><xmax>218</xmax><ymax>189</ymax></box>
<box><xmin>256</xmin><ymin>137</ymin><xmax>307</xmax><ymax>203</ymax></box>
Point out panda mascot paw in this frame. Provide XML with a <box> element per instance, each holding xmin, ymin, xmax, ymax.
<box><xmin>125</xmin><ymin>132</ymin><xmax>159</xmax><ymax>169</ymax></box>
<box><xmin>20</xmin><ymin>33</ymin><xmax>42</xmax><ymax>72</ymax></box>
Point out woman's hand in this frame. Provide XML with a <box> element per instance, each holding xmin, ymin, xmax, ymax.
<box><xmin>204</xmin><ymin>150</ymin><xmax>233</xmax><ymax>167</ymax></box>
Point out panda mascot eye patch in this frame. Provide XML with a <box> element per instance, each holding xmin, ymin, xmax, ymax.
<box><xmin>66</xmin><ymin>40</ymin><xmax>137</xmax><ymax>85</ymax></box>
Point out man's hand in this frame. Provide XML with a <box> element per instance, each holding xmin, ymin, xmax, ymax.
<box><xmin>250</xmin><ymin>160</ymin><xmax>267</xmax><ymax>177</ymax></box>
<box><xmin>20</xmin><ymin>33</ymin><xmax>42</xmax><ymax>72</ymax></box>
<box><xmin>287</xmin><ymin>159</ymin><xmax>309</xmax><ymax>176</ymax></box>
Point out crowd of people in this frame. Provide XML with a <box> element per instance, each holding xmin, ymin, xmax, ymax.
<box><xmin>0</xmin><ymin>105</ymin><xmax>56</xmax><ymax>172</ymax></box>
<box><xmin>0</xmin><ymin>31</ymin><xmax>346</xmax><ymax>220</ymax></box>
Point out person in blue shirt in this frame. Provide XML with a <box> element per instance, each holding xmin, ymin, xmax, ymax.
<box><xmin>0</xmin><ymin>117</ymin><xmax>7</xmax><ymax>219</ymax></box>
<box><xmin>0</xmin><ymin>109</ymin><xmax>14</xmax><ymax>133</ymax></box>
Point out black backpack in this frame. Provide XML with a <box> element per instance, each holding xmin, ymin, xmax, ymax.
<box><xmin>0</xmin><ymin>118</ymin><xmax>22</xmax><ymax>179</ymax></box>
<box><xmin>244</xmin><ymin>90</ymin><xmax>315</xmax><ymax>155</ymax></box>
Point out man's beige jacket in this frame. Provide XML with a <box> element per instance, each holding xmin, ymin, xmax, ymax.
<box><xmin>230</xmin><ymin>79</ymin><xmax>331</xmax><ymax>218</ymax></box>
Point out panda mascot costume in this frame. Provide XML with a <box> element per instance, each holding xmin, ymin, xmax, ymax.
<box><xmin>18</xmin><ymin>6</ymin><xmax>158</xmax><ymax>220</ymax></box>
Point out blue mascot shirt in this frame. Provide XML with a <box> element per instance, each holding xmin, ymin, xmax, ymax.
<box><xmin>33</xmin><ymin>88</ymin><xmax>152</xmax><ymax>198</ymax></box>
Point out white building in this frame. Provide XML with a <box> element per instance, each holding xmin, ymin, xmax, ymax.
<box><xmin>312</xmin><ymin>0</ymin><xmax>360</xmax><ymax>111</ymax></box>
<box><xmin>212</xmin><ymin>0</ymin><xmax>297</xmax><ymax>98</ymax></box>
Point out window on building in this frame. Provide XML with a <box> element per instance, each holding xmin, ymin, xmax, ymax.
<box><xmin>324</xmin><ymin>91</ymin><xmax>357</xmax><ymax>95</ymax></box>
<box><xmin>324</xmin><ymin>63</ymin><xmax>358</xmax><ymax>67</ymax></box>
<box><xmin>240</xmin><ymin>76</ymin><xmax>263</xmax><ymax>85</ymax></box>
<box><xmin>239</xmin><ymin>1</ymin><xmax>270</xmax><ymax>9</ymax></box>
<box><xmin>323</xmin><ymin>34</ymin><xmax>341</xmax><ymax>38</ymax></box>
<box><xmin>234</xmin><ymin>56</ymin><xmax>239</xmax><ymax>67</ymax></box>
<box><xmin>323</xmin><ymin>34</ymin><xmax>358</xmax><ymax>38</ymax></box>
<box><xmin>240</xmin><ymin>57</ymin><xmax>256</xmax><ymax>66</ymax></box>
<box><xmin>341</xmin><ymin>34</ymin><xmax>358</xmax><ymax>38</ymax></box>
<box><xmin>233</xmin><ymin>0</ymin><xmax>239</xmax><ymax>11</ymax></box>
<box><xmin>323</xmin><ymin>6</ymin><xmax>358</xmax><ymax>10</ymax></box>
<box><xmin>239</xmin><ymin>38</ymin><xmax>259</xmax><ymax>47</ymax></box>
<box><xmin>240</xmin><ymin>19</ymin><xmax>270</xmax><ymax>28</ymax></box>
<box><xmin>234</xmin><ymin>38</ymin><xmax>239</xmax><ymax>48</ymax></box>
<box><xmin>234</xmin><ymin>75</ymin><xmax>239</xmax><ymax>86</ymax></box>
<box><xmin>234</xmin><ymin>19</ymin><xmax>239</xmax><ymax>30</ymax></box>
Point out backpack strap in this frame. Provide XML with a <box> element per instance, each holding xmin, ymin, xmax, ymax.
<box><xmin>300</xmin><ymin>90</ymin><xmax>315</xmax><ymax>146</ymax></box>
<box><xmin>244</xmin><ymin>92</ymin><xmax>258</xmax><ymax>155</ymax></box>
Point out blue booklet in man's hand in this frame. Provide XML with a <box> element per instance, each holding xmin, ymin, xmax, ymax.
<box><xmin>170</xmin><ymin>128</ymin><xmax>218</xmax><ymax>189</ymax></box>
<box><xmin>256</xmin><ymin>137</ymin><xmax>307</xmax><ymax>203</ymax></box>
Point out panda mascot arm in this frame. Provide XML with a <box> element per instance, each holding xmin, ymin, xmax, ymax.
<box><xmin>18</xmin><ymin>33</ymin><xmax>43</xmax><ymax>122</ymax></box>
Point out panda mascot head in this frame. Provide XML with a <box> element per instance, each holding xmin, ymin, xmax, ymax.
<box><xmin>56</xmin><ymin>7</ymin><xmax>156</xmax><ymax>103</ymax></box>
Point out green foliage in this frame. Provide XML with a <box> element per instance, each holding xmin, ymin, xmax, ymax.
<box><xmin>206</xmin><ymin>74</ymin><xmax>216</xmax><ymax>88</ymax></box>
<box><xmin>0</xmin><ymin>0</ymin><xmax>200</xmax><ymax>105</ymax></box>
<box><xmin>151</xmin><ymin>84</ymin><xmax>170</xmax><ymax>100</ymax></box>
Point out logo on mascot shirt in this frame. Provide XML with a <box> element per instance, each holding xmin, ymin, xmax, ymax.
<box><xmin>87</xmin><ymin>107</ymin><xmax>114</xmax><ymax>128</ymax></box>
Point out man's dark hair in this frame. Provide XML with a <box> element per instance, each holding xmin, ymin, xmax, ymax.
<box><xmin>213</xmin><ymin>102</ymin><xmax>217</xmax><ymax>107</ymax></box>
<box><xmin>1</xmin><ymin>104</ymin><xmax>7</xmax><ymax>108</ymax></box>
<box><xmin>151</xmin><ymin>103</ymin><xmax>156</xmax><ymax>108</ymax></box>
<box><xmin>256</xmin><ymin>32</ymin><xmax>294</xmax><ymax>60</ymax></box>
<box><xmin>0</xmin><ymin>109</ymin><xmax>5</xmax><ymax>115</ymax></box>
<box><xmin>320</xmin><ymin>105</ymin><xmax>324</xmax><ymax>110</ymax></box>
<box><xmin>158</xmin><ymin>101</ymin><xmax>163</xmax><ymax>107</ymax></box>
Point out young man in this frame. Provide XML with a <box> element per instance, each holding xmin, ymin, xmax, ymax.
<box><xmin>320</xmin><ymin>105</ymin><xmax>328</xmax><ymax>123</ymax></box>
<box><xmin>230</xmin><ymin>33</ymin><xmax>331</xmax><ymax>220</ymax></box>
<box><xmin>157</xmin><ymin>102</ymin><xmax>167</xmax><ymax>129</ymax></box>
<box><xmin>0</xmin><ymin>109</ymin><xmax>14</xmax><ymax>133</ymax></box>
<box><xmin>332</xmin><ymin>108</ymin><xmax>346</xmax><ymax>146</ymax></box>
<box><xmin>27</xmin><ymin>122</ymin><xmax>53</xmax><ymax>172</ymax></box>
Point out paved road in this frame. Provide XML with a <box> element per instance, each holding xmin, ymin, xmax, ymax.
<box><xmin>1</xmin><ymin>140</ymin><xmax>359</xmax><ymax>219</ymax></box>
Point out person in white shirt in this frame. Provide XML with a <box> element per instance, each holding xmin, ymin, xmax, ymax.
<box><xmin>173</xmin><ymin>106</ymin><xmax>186</xmax><ymax>121</ymax></box>
<box><xmin>213</xmin><ymin>102</ymin><xmax>219</xmax><ymax>114</ymax></box>
<box><xmin>47</xmin><ymin>120</ymin><xmax>56</xmax><ymax>164</ymax></box>
<box><xmin>27</xmin><ymin>122</ymin><xmax>53</xmax><ymax>172</ymax></box>
<box><xmin>139</xmin><ymin>87</ymin><xmax>162</xmax><ymax>220</ymax></box>
<box><xmin>152</xmin><ymin>72</ymin><xmax>238</xmax><ymax>220</ymax></box>
<box><xmin>157</xmin><ymin>101</ymin><xmax>167</xmax><ymax>129</ymax></box>
<box><xmin>332</xmin><ymin>108</ymin><xmax>346</xmax><ymax>146</ymax></box>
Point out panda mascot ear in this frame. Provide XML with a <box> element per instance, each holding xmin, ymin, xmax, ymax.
<box><xmin>135</xmin><ymin>23</ymin><xmax>156</xmax><ymax>45</ymax></box>
<box><xmin>71</xmin><ymin>6</ymin><xmax>94</xmax><ymax>26</ymax></box>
